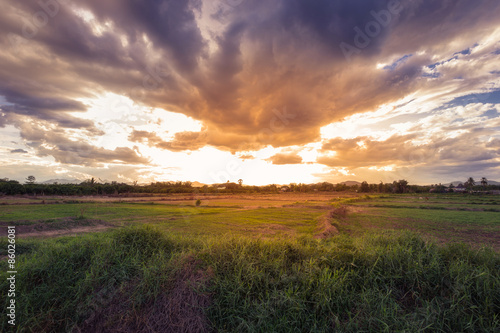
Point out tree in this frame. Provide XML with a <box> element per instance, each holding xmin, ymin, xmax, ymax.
<box><xmin>465</xmin><ymin>177</ymin><xmax>475</xmax><ymax>191</ymax></box>
<box><xmin>360</xmin><ymin>181</ymin><xmax>370</xmax><ymax>193</ymax></box>
<box><xmin>392</xmin><ymin>179</ymin><xmax>409</xmax><ymax>194</ymax></box>
<box><xmin>238</xmin><ymin>179</ymin><xmax>243</xmax><ymax>186</ymax></box>
<box><xmin>26</xmin><ymin>175</ymin><xmax>36</xmax><ymax>184</ymax></box>
<box><xmin>433</xmin><ymin>183</ymin><xmax>447</xmax><ymax>193</ymax></box>
<box><xmin>481</xmin><ymin>177</ymin><xmax>488</xmax><ymax>188</ymax></box>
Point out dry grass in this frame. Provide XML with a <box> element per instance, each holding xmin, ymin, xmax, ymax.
<box><xmin>314</xmin><ymin>209</ymin><xmax>344</xmax><ymax>239</ymax></box>
<box><xmin>328</xmin><ymin>205</ymin><xmax>349</xmax><ymax>218</ymax></box>
<box><xmin>75</xmin><ymin>257</ymin><xmax>214</xmax><ymax>333</ymax></box>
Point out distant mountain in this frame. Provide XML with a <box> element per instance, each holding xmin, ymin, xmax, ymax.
<box><xmin>41</xmin><ymin>178</ymin><xmax>81</xmax><ymax>184</ymax></box>
<box><xmin>448</xmin><ymin>180</ymin><xmax>500</xmax><ymax>186</ymax></box>
<box><xmin>338</xmin><ymin>181</ymin><xmax>361</xmax><ymax>186</ymax></box>
<box><xmin>191</xmin><ymin>181</ymin><xmax>205</xmax><ymax>188</ymax></box>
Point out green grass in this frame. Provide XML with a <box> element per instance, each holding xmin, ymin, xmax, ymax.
<box><xmin>0</xmin><ymin>203</ymin><xmax>229</xmax><ymax>223</ymax></box>
<box><xmin>0</xmin><ymin>203</ymin><xmax>324</xmax><ymax>238</ymax></box>
<box><xmin>1</xmin><ymin>227</ymin><xmax>498</xmax><ymax>332</ymax></box>
<box><xmin>340</xmin><ymin>207</ymin><xmax>499</xmax><ymax>250</ymax></box>
<box><xmin>1</xmin><ymin>194</ymin><xmax>499</xmax><ymax>331</ymax></box>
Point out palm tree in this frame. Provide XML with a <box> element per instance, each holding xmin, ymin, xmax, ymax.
<box><xmin>465</xmin><ymin>177</ymin><xmax>475</xmax><ymax>191</ymax></box>
<box><xmin>238</xmin><ymin>179</ymin><xmax>243</xmax><ymax>186</ymax></box>
<box><xmin>481</xmin><ymin>177</ymin><xmax>488</xmax><ymax>189</ymax></box>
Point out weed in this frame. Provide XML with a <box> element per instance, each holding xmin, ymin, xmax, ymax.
<box><xmin>77</xmin><ymin>207</ymin><xmax>87</xmax><ymax>220</ymax></box>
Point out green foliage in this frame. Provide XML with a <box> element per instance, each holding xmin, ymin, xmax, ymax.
<box><xmin>25</xmin><ymin>175</ymin><xmax>36</xmax><ymax>184</ymax></box>
<box><xmin>113</xmin><ymin>225</ymin><xmax>173</xmax><ymax>257</ymax></box>
<box><xmin>0</xmin><ymin>227</ymin><xmax>179</xmax><ymax>332</ymax></box>
<box><xmin>1</xmin><ymin>227</ymin><xmax>498</xmax><ymax>332</ymax></box>
<box><xmin>360</xmin><ymin>181</ymin><xmax>370</xmax><ymax>192</ymax></box>
<box><xmin>2</xmin><ymin>176</ymin><xmax>500</xmax><ymax>195</ymax></box>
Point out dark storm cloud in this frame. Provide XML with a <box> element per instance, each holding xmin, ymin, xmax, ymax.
<box><xmin>175</xmin><ymin>0</ymin><xmax>499</xmax><ymax>151</ymax></box>
<box><xmin>80</xmin><ymin>0</ymin><xmax>206</xmax><ymax>73</ymax></box>
<box><xmin>0</xmin><ymin>0</ymin><xmax>499</xmax><ymax>164</ymax></box>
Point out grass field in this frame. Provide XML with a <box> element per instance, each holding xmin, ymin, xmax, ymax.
<box><xmin>1</xmin><ymin>193</ymin><xmax>499</xmax><ymax>332</ymax></box>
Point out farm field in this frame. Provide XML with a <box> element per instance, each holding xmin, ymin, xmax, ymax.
<box><xmin>1</xmin><ymin>193</ymin><xmax>499</xmax><ymax>332</ymax></box>
<box><xmin>1</xmin><ymin>193</ymin><xmax>499</xmax><ymax>249</ymax></box>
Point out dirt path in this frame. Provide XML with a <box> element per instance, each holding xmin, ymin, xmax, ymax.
<box><xmin>0</xmin><ymin>218</ymin><xmax>113</xmax><ymax>238</ymax></box>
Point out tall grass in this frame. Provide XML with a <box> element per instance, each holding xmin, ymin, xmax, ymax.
<box><xmin>1</xmin><ymin>227</ymin><xmax>498</xmax><ymax>332</ymax></box>
<box><xmin>203</xmin><ymin>232</ymin><xmax>498</xmax><ymax>332</ymax></box>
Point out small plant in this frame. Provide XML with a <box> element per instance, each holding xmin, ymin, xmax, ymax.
<box><xmin>195</xmin><ymin>199</ymin><xmax>201</xmax><ymax>207</ymax></box>
<box><xmin>77</xmin><ymin>207</ymin><xmax>87</xmax><ymax>220</ymax></box>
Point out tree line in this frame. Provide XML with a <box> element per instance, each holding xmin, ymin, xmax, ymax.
<box><xmin>1</xmin><ymin>176</ymin><xmax>498</xmax><ymax>196</ymax></box>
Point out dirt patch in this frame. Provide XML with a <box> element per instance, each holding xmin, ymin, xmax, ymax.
<box><xmin>0</xmin><ymin>218</ymin><xmax>112</xmax><ymax>238</ymax></box>
<box><xmin>75</xmin><ymin>258</ymin><xmax>214</xmax><ymax>333</ymax></box>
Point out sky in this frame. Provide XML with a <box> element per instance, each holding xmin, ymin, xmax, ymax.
<box><xmin>0</xmin><ymin>0</ymin><xmax>499</xmax><ymax>186</ymax></box>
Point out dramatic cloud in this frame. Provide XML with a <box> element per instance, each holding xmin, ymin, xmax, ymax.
<box><xmin>12</xmin><ymin>118</ymin><xmax>149</xmax><ymax>166</ymax></box>
<box><xmin>319</xmin><ymin>134</ymin><xmax>419</xmax><ymax>168</ymax></box>
<box><xmin>267</xmin><ymin>153</ymin><xmax>303</xmax><ymax>165</ymax></box>
<box><xmin>0</xmin><ymin>0</ymin><xmax>499</xmax><ymax>184</ymax></box>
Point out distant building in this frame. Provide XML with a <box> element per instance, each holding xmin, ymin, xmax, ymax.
<box><xmin>453</xmin><ymin>184</ymin><xmax>467</xmax><ymax>193</ymax></box>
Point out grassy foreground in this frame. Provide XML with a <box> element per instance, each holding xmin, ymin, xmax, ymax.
<box><xmin>1</xmin><ymin>226</ymin><xmax>499</xmax><ymax>332</ymax></box>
